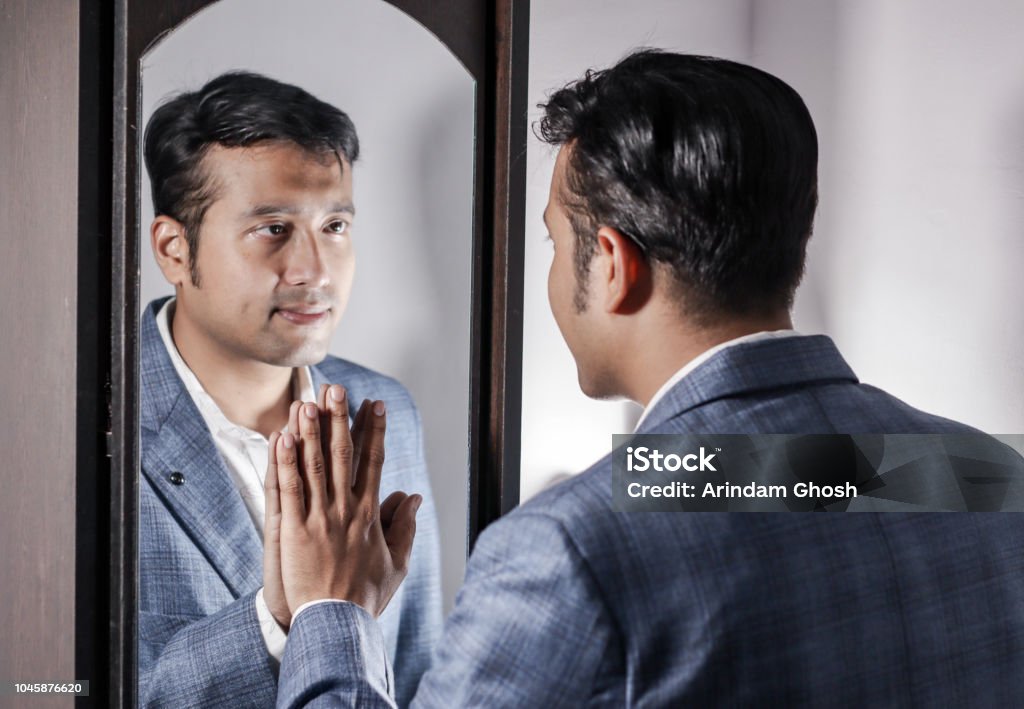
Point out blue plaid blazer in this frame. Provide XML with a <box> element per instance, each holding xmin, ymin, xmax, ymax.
<box><xmin>138</xmin><ymin>297</ymin><xmax>442</xmax><ymax>707</ymax></box>
<box><xmin>277</xmin><ymin>334</ymin><xmax>1024</xmax><ymax>707</ymax></box>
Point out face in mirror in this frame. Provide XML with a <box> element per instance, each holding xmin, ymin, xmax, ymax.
<box><xmin>136</xmin><ymin>1</ymin><xmax>472</xmax><ymax>705</ymax></box>
<box><xmin>151</xmin><ymin>142</ymin><xmax>357</xmax><ymax>382</ymax></box>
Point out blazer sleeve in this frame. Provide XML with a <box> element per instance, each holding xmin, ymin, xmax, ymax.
<box><xmin>276</xmin><ymin>510</ymin><xmax>617</xmax><ymax>708</ymax></box>
<box><xmin>139</xmin><ymin>589</ymin><xmax>278</xmax><ymax>708</ymax></box>
<box><xmin>278</xmin><ymin>602</ymin><xmax>396</xmax><ymax>709</ymax></box>
<box><xmin>413</xmin><ymin>510</ymin><xmax>617</xmax><ymax>706</ymax></box>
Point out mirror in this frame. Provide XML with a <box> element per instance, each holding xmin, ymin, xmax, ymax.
<box><xmin>520</xmin><ymin>0</ymin><xmax>1024</xmax><ymax>499</ymax></box>
<box><xmin>135</xmin><ymin>0</ymin><xmax>474</xmax><ymax>704</ymax></box>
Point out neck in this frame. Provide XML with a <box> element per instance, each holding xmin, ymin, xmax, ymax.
<box><xmin>170</xmin><ymin>305</ymin><xmax>295</xmax><ymax>438</ymax></box>
<box><xmin>626</xmin><ymin>309</ymin><xmax>794</xmax><ymax>408</ymax></box>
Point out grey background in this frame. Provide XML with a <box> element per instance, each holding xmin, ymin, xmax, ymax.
<box><xmin>522</xmin><ymin>0</ymin><xmax>1024</xmax><ymax>499</ymax></box>
<box><xmin>139</xmin><ymin>0</ymin><xmax>475</xmax><ymax>613</ymax></box>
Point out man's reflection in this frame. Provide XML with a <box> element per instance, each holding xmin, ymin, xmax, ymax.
<box><xmin>137</xmin><ymin>71</ymin><xmax>441</xmax><ymax>707</ymax></box>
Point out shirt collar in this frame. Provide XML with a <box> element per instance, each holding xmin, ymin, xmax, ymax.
<box><xmin>634</xmin><ymin>329</ymin><xmax>802</xmax><ymax>431</ymax></box>
<box><xmin>155</xmin><ymin>297</ymin><xmax>316</xmax><ymax>439</ymax></box>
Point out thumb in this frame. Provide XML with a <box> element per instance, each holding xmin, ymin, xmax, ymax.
<box><xmin>264</xmin><ymin>431</ymin><xmax>282</xmax><ymax>544</ymax></box>
<box><xmin>384</xmin><ymin>494</ymin><xmax>421</xmax><ymax>572</ymax></box>
<box><xmin>263</xmin><ymin>433</ymin><xmax>283</xmax><ymax>590</ymax></box>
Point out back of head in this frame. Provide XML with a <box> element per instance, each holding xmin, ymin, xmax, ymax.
<box><xmin>143</xmin><ymin>71</ymin><xmax>359</xmax><ymax>283</ymax></box>
<box><xmin>538</xmin><ymin>50</ymin><xmax>819</xmax><ymax>322</ymax></box>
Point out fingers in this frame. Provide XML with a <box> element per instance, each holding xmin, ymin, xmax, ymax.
<box><xmin>317</xmin><ymin>383</ymin><xmax>331</xmax><ymax>468</ymax></box>
<box><xmin>383</xmin><ymin>493</ymin><xmax>422</xmax><ymax>574</ymax></box>
<box><xmin>287</xmin><ymin>400</ymin><xmax>302</xmax><ymax>436</ymax></box>
<box><xmin>299</xmin><ymin>402</ymin><xmax>328</xmax><ymax>510</ymax></box>
<box><xmin>263</xmin><ymin>431</ymin><xmax>290</xmax><ymax>626</ymax></box>
<box><xmin>275</xmin><ymin>432</ymin><xmax>306</xmax><ymax>522</ymax></box>
<box><xmin>380</xmin><ymin>490</ymin><xmax>408</xmax><ymax>529</ymax></box>
<box><xmin>326</xmin><ymin>385</ymin><xmax>354</xmax><ymax>495</ymax></box>
<box><xmin>350</xmin><ymin>399</ymin><xmax>370</xmax><ymax>484</ymax></box>
<box><xmin>354</xmin><ymin>400</ymin><xmax>387</xmax><ymax>511</ymax></box>
<box><xmin>264</xmin><ymin>431</ymin><xmax>282</xmax><ymax>532</ymax></box>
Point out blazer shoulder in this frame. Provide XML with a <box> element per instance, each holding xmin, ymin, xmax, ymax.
<box><xmin>855</xmin><ymin>383</ymin><xmax>987</xmax><ymax>434</ymax></box>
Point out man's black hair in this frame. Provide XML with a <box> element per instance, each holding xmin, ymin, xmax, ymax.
<box><xmin>538</xmin><ymin>49</ymin><xmax>818</xmax><ymax>319</ymax></box>
<box><xmin>144</xmin><ymin>71</ymin><xmax>360</xmax><ymax>286</ymax></box>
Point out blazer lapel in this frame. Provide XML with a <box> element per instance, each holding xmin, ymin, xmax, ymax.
<box><xmin>140</xmin><ymin>298</ymin><xmax>263</xmax><ymax>597</ymax></box>
<box><xmin>638</xmin><ymin>334</ymin><xmax>859</xmax><ymax>433</ymax></box>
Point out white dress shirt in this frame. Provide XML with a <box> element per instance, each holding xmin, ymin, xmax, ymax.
<box><xmin>634</xmin><ymin>329</ymin><xmax>802</xmax><ymax>431</ymax></box>
<box><xmin>156</xmin><ymin>298</ymin><xmax>315</xmax><ymax>661</ymax></box>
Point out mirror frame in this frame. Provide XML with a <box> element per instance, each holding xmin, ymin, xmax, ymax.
<box><xmin>107</xmin><ymin>0</ymin><xmax>530</xmax><ymax>704</ymax></box>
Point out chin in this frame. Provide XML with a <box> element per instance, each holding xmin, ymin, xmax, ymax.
<box><xmin>260</xmin><ymin>340</ymin><xmax>330</xmax><ymax>368</ymax></box>
<box><xmin>576</xmin><ymin>368</ymin><xmax>617</xmax><ymax>401</ymax></box>
<box><xmin>291</xmin><ymin>344</ymin><xmax>331</xmax><ymax>367</ymax></box>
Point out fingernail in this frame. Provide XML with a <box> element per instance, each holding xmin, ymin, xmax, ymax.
<box><xmin>413</xmin><ymin>495</ymin><xmax>423</xmax><ymax>512</ymax></box>
<box><xmin>330</xmin><ymin>385</ymin><xmax>345</xmax><ymax>403</ymax></box>
<box><xmin>304</xmin><ymin>403</ymin><xmax>317</xmax><ymax>419</ymax></box>
<box><xmin>282</xmin><ymin>433</ymin><xmax>294</xmax><ymax>449</ymax></box>
<box><xmin>373</xmin><ymin>400</ymin><xmax>386</xmax><ymax>416</ymax></box>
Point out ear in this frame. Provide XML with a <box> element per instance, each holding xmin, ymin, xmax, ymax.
<box><xmin>151</xmin><ymin>216</ymin><xmax>191</xmax><ymax>288</ymax></box>
<box><xmin>594</xmin><ymin>226</ymin><xmax>651</xmax><ymax>314</ymax></box>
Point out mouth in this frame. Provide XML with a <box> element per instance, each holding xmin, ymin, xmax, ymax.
<box><xmin>274</xmin><ymin>306</ymin><xmax>331</xmax><ymax>326</ymax></box>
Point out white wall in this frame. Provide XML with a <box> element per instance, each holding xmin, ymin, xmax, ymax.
<box><xmin>522</xmin><ymin>0</ymin><xmax>1024</xmax><ymax>499</ymax></box>
<box><xmin>139</xmin><ymin>0</ymin><xmax>475</xmax><ymax>613</ymax></box>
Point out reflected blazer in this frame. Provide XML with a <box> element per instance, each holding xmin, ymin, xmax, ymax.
<box><xmin>138</xmin><ymin>297</ymin><xmax>442</xmax><ymax>708</ymax></box>
<box><xmin>277</xmin><ymin>334</ymin><xmax>1024</xmax><ymax>707</ymax></box>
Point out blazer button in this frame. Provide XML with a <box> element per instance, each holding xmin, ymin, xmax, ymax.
<box><xmin>169</xmin><ymin>471</ymin><xmax>185</xmax><ymax>485</ymax></box>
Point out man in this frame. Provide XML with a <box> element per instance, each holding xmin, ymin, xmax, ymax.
<box><xmin>271</xmin><ymin>51</ymin><xmax>1024</xmax><ymax>706</ymax></box>
<box><xmin>138</xmin><ymin>72</ymin><xmax>442</xmax><ymax>707</ymax></box>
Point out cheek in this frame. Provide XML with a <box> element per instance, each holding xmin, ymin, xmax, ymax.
<box><xmin>547</xmin><ymin>252</ymin><xmax>571</xmax><ymax>331</ymax></box>
<box><xmin>547</xmin><ymin>256</ymin><xmax>560</xmax><ymax>317</ymax></box>
<box><xmin>547</xmin><ymin>260</ymin><xmax>555</xmax><ymax>306</ymax></box>
<box><xmin>198</xmin><ymin>239</ymin><xmax>260</xmax><ymax>284</ymax></box>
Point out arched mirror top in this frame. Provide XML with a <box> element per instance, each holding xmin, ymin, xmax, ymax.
<box><xmin>130</xmin><ymin>0</ymin><xmax>484</xmax><ymax>80</ymax></box>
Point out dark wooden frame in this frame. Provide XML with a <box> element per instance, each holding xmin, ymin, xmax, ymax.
<box><xmin>102</xmin><ymin>0</ymin><xmax>530</xmax><ymax>705</ymax></box>
<box><xmin>77</xmin><ymin>3</ymin><xmax>116</xmax><ymax>706</ymax></box>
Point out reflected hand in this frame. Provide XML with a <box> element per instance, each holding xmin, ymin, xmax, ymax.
<box><xmin>262</xmin><ymin>391</ymin><xmax>326</xmax><ymax>628</ymax></box>
<box><xmin>263</xmin><ymin>429</ymin><xmax>292</xmax><ymax>629</ymax></box>
<box><xmin>272</xmin><ymin>386</ymin><xmax>421</xmax><ymax>617</ymax></box>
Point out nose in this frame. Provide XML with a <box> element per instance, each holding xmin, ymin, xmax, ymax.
<box><xmin>282</xmin><ymin>229</ymin><xmax>330</xmax><ymax>289</ymax></box>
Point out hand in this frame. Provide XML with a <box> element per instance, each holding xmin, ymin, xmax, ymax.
<box><xmin>263</xmin><ymin>389</ymin><xmax>329</xmax><ymax>627</ymax></box>
<box><xmin>263</xmin><ymin>427</ymin><xmax>292</xmax><ymax>629</ymax></box>
<box><xmin>269</xmin><ymin>385</ymin><xmax>422</xmax><ymax>617</ymax></box>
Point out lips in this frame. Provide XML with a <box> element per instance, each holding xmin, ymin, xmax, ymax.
<box><xmin>275</xmin><ymin>306</ymin><xmax>330</xmax><ymax>325</ymax></box>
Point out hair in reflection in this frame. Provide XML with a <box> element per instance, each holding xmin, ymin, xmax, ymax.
<box><xmin>143</xmin><ymin>71</ymin><xmax>359</xmax><ymax>286</ymax></box>
<box><xmin>537</xmin><ymin>49</ymin><xmax>819</xmax><ymax>319</ymax></box>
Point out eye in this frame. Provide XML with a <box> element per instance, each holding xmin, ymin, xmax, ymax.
<box><xmin>324</xmin><ymin>219</ymin><xmax>349</xmax><ymax>236</ymax></box>
<box><xmin>253</xmin><ymin>223</ymin><xmax>288</xmax><ymax>238</ymax></box>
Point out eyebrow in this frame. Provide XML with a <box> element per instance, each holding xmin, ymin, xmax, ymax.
<box><xmin>542</xmin><ymin>208</ymin><xmax>549</xmax><ymax>227</ymax></box>
<box><xmin>242</xmin><ymin>202</ymin><xmax>356</xmax><ymax>219</ymax></box>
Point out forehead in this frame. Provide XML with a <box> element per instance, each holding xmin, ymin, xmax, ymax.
<box><xmin>202</xmin><ymin>142</ymin><xmax>352</xmax><ymax>206</ymax></box>
<box><xmin>546</xmin><ymin>147</ymin><xmax>568</xmax><ymax>208</ymax></box>
<box><xmin>545</xmin><ymin>146</ymin><xmax>573</xmax><ymax>218</ymax></box>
